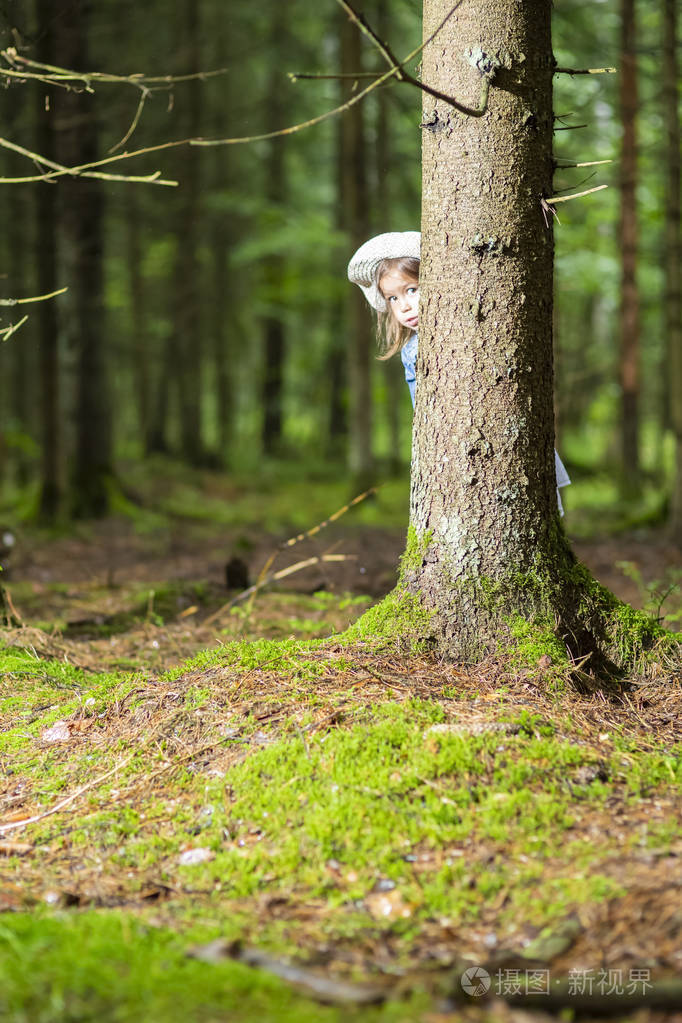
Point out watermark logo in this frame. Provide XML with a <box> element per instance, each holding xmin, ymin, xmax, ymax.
<box><xmin>460</xmin><ymin>966</ymin><xmax>491</xmax><ymax>997</ymax></box>
<box><xmin>460</xmin><ymin>966</ymin><xmax>652</xmax><ymax>1000</ymax></box>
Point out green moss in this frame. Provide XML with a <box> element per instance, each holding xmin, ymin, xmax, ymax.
<box><xmin>506</xmin><ymin>615</ymin><xmax>570</xmax><ymax>675</ymax></box>
<box><xmin>342</xmin><ymin>587</ymin><xmax>434</xmax><ymax>651</ymax></box>
<box><xmin>398</xmin><ymin>525</ymin><xmax>433</xmax><ymax>578</ymax></box>
<box><xmin>453</xmin><ymin>554</ymin><xmax>680</xmax><ymax>674</ymax></box>
<box><xmin>0</xmin><ymin>911</ymin><xmax>392</xmax><ymax>1023</ymax></box>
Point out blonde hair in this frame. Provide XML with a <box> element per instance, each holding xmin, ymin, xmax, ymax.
<box><xmin>374</xmin><ymin>256</ymin><xmax>420</xmax><ymax>360</ymax></box>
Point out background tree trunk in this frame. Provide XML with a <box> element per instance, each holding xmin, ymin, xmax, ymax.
<box><xmin>172</xmin><ymin>0</ymin><xmax>205</xmax><ymax>466</ymax></box>
<box><xmin>261</xmin><ymin>10</ymin><xmax>288</xmax><ymax>457</ymax></box>
<box><xmin>125</xmin><ymin>188</ymin><xmax>151</xmax><ymax>453</ymax></box>
<box><xmin>35</xmin><ymin>0</ymin><xmax>62</xmax><ymax>521</ymax></box>
<box><xmin>4</xmin><ymin>85</ymin><xmax>33</xmax><ymax>488</ymax></box>
<box><xmin>341</xmin><ymin>9</ymin><xmax>374</xmax><ymax>489</ymax></box>
<box><xmin>375</xmin><ymin>0</ymin><xmax>404</xmax><ymax>477</ymax></box>
<box><xmin>618</xmin><ymin>0</ymin><xmax>640</xmax><ymax>497</ymax></box>
<box><xmin>663</xmin><ymin>0</ymin><xmax>682</xmax><ymax>538</ymax></box>
<box><xmin>53</xmin><ymin>0</ymin><xmax>112</xmax><ymax>518</ymax></box>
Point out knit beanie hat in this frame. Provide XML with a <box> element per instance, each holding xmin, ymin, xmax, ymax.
<box><xmin>347</xmin><ymin>231</ymin><xmax>421</xmax><ymax>312</ymax></box>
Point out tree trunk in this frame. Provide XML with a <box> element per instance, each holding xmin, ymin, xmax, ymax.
<box><xmin>325</xmin><ymin>23</ymin><xmax>352</xmax><ymax>460</ymax></box>
<box><xmin>663</xmin><ymin>0</ymin><xmax>682</xmax><ymax>539</ymax></box>
<box><xmin>53</xmin><ymin>0</ymin><xmax>112</xmax><ymax>518</ymax></box>
<box><xmin>4</xmin><ymin>79</ymin><xmax>33</xmax><ymax>488</ymax></box>
<box><xmin>375</xmin><ymin>0</ymin><xmax>403</xmax><ymax>477</ymax></box>
<box><xmin>171</xmin><ymin>0</ymin><xmax>204</xmax><ymax>466</ymax></box>
<box><xmin>260</xmin><ymin>4</ymin><xmax>289</xmax><ymax>457</ymax></box>
<box><xmin>341</xmin><ymin>10</ymin><xmax>374</xmax><ymax>489</ymax></box>
<box><xmin>212</xmin><ymin>236</ymin><xmax>233</xmax><ymax>466</ymax></box>
<box><xmin>385</xmin><ymin>0</ymin><xmax>659</xmax><ymax>670</ymax></box>
<box><xmin>261</xmin><ymin>112</ymin><xmax>287</xmax><ymax>454</ymax></box>
<box><xmin>126</xmin><ymin>188</ymin><xmax>151</xmax><ymax>453</ymax></box>
<box><xmin>618</xmin><ymin>0</ymin><xmax>640</xmax><ymax>497</ymax></box>
<box><xmin>35</xmin><ymin>0</ymin><xmax>62</xmax><ymax>521</ymax></box>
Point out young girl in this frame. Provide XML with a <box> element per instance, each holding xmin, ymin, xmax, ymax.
<box><xmin>347</xmin><ymin>231</ymin><xmax>571</xmax><ymax>512</ymax></box>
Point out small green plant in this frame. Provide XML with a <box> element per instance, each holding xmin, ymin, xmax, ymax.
<box><xmin>616</xmin><ymin>561</ymin><xmax>682</xmax><ymax>626</ymax></box>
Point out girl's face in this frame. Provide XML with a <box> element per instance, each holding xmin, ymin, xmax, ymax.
<box><xmin>379</xmin><ymin>270</ymin><xmax>419</xmax><ymax>330</ymax></box>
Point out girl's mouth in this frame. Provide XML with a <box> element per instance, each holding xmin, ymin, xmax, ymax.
<box><xmin>406</xmin><ymin>316</ymin><xmax>418</xmax><ymax>327</ymax></box>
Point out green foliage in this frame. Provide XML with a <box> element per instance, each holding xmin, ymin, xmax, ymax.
<box><xmin>616</xmin><ymin>560</ymin><xmax>682</xmax><ymax>627</ymax></box>
<box><xmin>0</xmin><ymin>912</ymin><xmax>386</xmax><ymax>1023</ymax></box>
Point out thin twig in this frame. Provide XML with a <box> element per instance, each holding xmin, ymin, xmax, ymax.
<box><xmin>554</xmin><ymin>66</ymin><xmax>617</xmax><ymax>75</ymax></box>
<box><xmin>555</xmin><ymin>159</ymin><xmax>612</xmax><ymax>168</ymax></box>
<box><xmin>362</xmin><ymin>665</ymin><xmax>410</xmax><ymax>692</ymax></box>
<box><xmin>0</xmin><ymin>286</ymin><xmax>67</xmax><ymax>307</ymax></box>
<box><xmin>0</xmin><ymin>753</ymin><xmax>136</xmax><ymax>835</ymax></box>
<box><xmin>289</xmin><ymin>71</ymin><xmax>383</xmax><ymax>81</ymax></box>
<box><xmin>0</xmin><ymin>136</ymin><xmax>176</xmax><ymax>186</ymax></box>
<box><xmin>245</xmin><ymin>486</ymin><xmax>378</xmax><ymax>617</ymax></box>
<box><xmin>335</xmin><ymin>0</ymin><xmax>491</xmax><ymax>117</ymax></box>
<box><xmin>0</xmin><ymin>3</ymin><xmax>474</xmax><ymax>191</ymax></box>
<box><xmin>204</xmin><ymin>555</ymin><xmax>354</xmax><ymax>627</ymax></box>
<box><xmin>108</xmin><ymin>89</ymin><xmax>149</xmax><ymax>153</ymax></box>
<box><xmin>545</xmin><ymin>184</ymin><xmax>608</xmax><ymax>203</ymax></box>
<box><xmin>2</xmin><ymin>50</ymin><xmax>230</xmax><ymax>88</ymax></box>
<box><xmin>0</xmin><ymin>315</ymin><xmax>28</xmax><ymax>341</ymax></box>
<box><xmin>281</xmin><ymin>486</ymin><xmax>379</xmax><ymax>550</ymax></box>
<box><xmin>1</xmin><ymin>5</ymin><xmax>471</xmax><ymax>187</ymax></box>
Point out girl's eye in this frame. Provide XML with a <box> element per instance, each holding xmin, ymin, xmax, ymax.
<box><xmin>387</xmin><ymin>295</ymin><xmax>396</xmax><ymax>302</ymax></box>
<box><xmin>407</xmin><ymin>287</ymin><xmax>418</xmax><ymax>295</ymax></box>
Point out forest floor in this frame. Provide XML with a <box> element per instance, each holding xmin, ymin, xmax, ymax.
<box><xmin>1</xmin><ymin>475</ymin><xmax>681</xmax><ymax>1022</ymax></box>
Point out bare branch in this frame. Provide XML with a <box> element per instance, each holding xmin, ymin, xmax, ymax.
<box><xmin>0</xmin><ymin>315</ymin><xmax>28</xmax><ymax>341</ymax></box>
<box><xmin>0</xmin><ymin>4</ymin><xmax>480</xmax><ymax>186</ymax></box>
<box><xmin>555</xmin><ymin>159</ymin><xmax>613</xmax><ymax>168</ymax></box>
<box><xmin>108</xmin><ymin>89</ymin><xmax>149</xmax><ymax>153</ymax></box>
<box><xmin>334</xmin><ymin>0</ymin><xmax>492</xmax><ymax>117</ymax></box>
<box><xmin>1</xmin><ymin>49</ymin><xmax>230</xmax><ymax>90</ymax></box>
<box><xmin>545</xmin><ymin>184</ymin><xmax>609</xmax><ymax>203</ymax></box>
<box><xmin>0</xmin><ymin>286</ymin><xmax>68</xmax><ymax>307</ymax></box>
<box><xmin>335</xmin><ymin>0</ymin><xmax>403</xmax><ymax>76</ymax></box>
<box><xmin>289</xmin><ymin>71</ymin><xmax>382</xmax><ymax>81</ymax></box>
<box><xmin>554</xmin><ymin>66</ymin><xmax>617</xmax><ymax>75</ymax></box>
<box><xmin>0</xmin><ymin>136</ymin><xmax>177</xmax><ymax>186</ymax></box>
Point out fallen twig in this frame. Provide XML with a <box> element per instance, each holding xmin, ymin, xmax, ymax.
<box><xmin>204</xmin><ymin>554</ymin><xmax>355</xmax><ymax>627</ymax></box>
<box><xmin>0</xmin><ymin>753</ymin><xmax>136</xmax><ymax>835</ymax></box>
<box><xmin>188</xmin><ymin>940</ymin><xmax>388</xmax><ymax>1006</ymax></box>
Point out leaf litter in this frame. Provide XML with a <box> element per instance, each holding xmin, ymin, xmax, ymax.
<box><xmin>1</xmin><ymin>520</ymin><xmax>682</xmax><ymax>1017</ymax></box>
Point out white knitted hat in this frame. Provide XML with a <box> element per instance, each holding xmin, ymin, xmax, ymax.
<box><xmin>347</xmin><ymin>231</ymin><xmax>421</xmax><ymax>312</ymax></box>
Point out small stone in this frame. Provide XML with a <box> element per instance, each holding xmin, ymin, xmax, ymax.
<box><xmin>41</xmin><ymin>720</ymin><xmax>71</xmax><ymax>744</ymax></box>
<box><xmin>178</xmin><ymin>847</ymin><xmax>214</xmax><ymax>866</ymax></box>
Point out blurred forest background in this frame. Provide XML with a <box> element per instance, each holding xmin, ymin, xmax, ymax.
<box><xmin>0</xmin><ymin>0</ymin><xmax>680</xmax><ymax>548</ymax></box>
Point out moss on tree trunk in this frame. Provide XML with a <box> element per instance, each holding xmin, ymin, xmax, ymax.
<box><xmin>357</xmin><ymin>0</ymin><xmax>680</xmax><ymax>675</ymax></box>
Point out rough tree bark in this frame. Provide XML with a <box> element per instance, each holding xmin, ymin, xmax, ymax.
<box><xmin>385</xmin><ymin>0</ymin><xmax>662</xmax><ymax>669</ymax></box>
<box><xmin>618</xmin><ymin>0</ymin><xmax>640</xmax><ymax>497</ymax></box>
